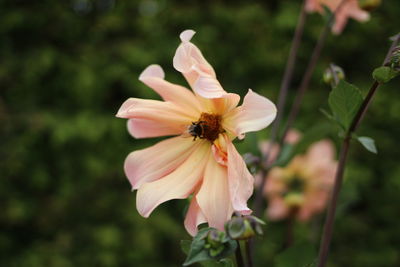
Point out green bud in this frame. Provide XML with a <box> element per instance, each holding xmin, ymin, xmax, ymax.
<box><xmin>225</xmin><ymin>215</ymin><xmax>265</xmax><ymax>240</ymax></box>
<box><xmin>206</xmin><ymin>229</ymin><xmax>224</xmax><ymax>249</ymax></box>
<box><xmin>390</xmin><ymin>46</ymin><xmax>400</xmax><ymax>70</ymax></box>
<box><xmin>323</xmin><ymin>64</ymin><xmax>345</xmax><ymax>85</ymax></box>
<box><xmin>358</xmin><ymin>0</ymin><xmax>382</xmax><ymax>11</ymax></box>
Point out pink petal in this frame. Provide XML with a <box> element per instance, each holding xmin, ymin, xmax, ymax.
<box><xmin>184</xmin><ymin>196</ymin><xmax>207</xmax><ymax>236</ymax></box>
<box><xmin>124</xmin><ymin>136</ymin><xmax>201</xmax><ymax>190</ymax></box>
<box><xmin>139</xmin><ymin>65</ymin><xmax>203</xmax><ymax>114</ymax></box>
<box><xmin>136</xmin><ymin>142</ymin><xmax>210</xmax><ymax>218</ymax></box>
<box><xmin>196</xmin><ymin>152</ymin><xmax>233</xmax><ymax>231</ymax></box>
<box><xmin>193</xmin><ymin>73</ymin><xmax>227</xmax><ymax>98</ymax></box>
<box><xmin>127</xmin><ymin>118</ymin><xmax>182</xmax><ymax>139</ymax></box>
<box><xmin>226</xmin><ymin>137</ymin><xmax>254</xmax><ymax>215</ymax></box>
<box><xmin>267</xmin><ymin>197</ymin><xmax>290</xmax><ymax>221</ymax></box>
<box><xmin>180</xmin><ymin>29</ymin><xmax>196</xmax><ymax>42</ymax></box>
<box><xmin>223</xmin><ymin>89</ymin><xmax>277</xmax><ymax>139</ymax></box>
<box><xmin>306</xmin><ymin>140</ymin><xmax>335</xmax><ymax>171</ymax></box>
<box><xmin>116</xmin><ymin>98</ymin><xmax>197</xmax><ymax>130</ymax></box>
<box><xmin>173</xmin><ymin>30</ymin><xmax>216</xmax><ymax>89</ymax></box>
<box><xmin>139</xmin><ymin>64</ymin><xmax>165</xmax><ymax>80</ymax></box>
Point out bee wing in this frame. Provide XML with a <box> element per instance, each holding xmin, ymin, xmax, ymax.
<box><xmin>179</xmin><ymin>124</ymin><xmax>193</xmax><ymax>138</ymax></box>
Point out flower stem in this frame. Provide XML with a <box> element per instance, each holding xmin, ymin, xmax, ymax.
<box><xmin>245</xmin><ymin>240</ymin><xmax>254</xmax><ymax>267</ymax></box>
<box><xmin>235</xmin><ymin>241</ymin><xmax>245</xmax><ymax>267</ymax></box>
<box><xmin>253</xmin><ymin>0</ymin><xmax>307</xmax><ymax>217</ymax></box>
<box><xmin>316</xmin><ymin>33</ymin><xmax>400</xmax><ymax>267</ymax></box>
<box><xmin>280</xmin><ymin>0</ymin><xmax>348</xmax><ymax>144</ymax></box>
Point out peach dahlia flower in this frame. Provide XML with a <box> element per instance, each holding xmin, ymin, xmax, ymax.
<box><xmin>116</xmin><ymin>30</ymin><xmax>277</xmax><ymax>236</ymax></box>
<box><xmin>264</xmin><ymin>140</ymin><xmax>337</xmax><ymax>221</ymax></box>
<box><xmin>305</xmin><ymin>0</ymin><xmax>370</xmax><ymax>34</ymax></box>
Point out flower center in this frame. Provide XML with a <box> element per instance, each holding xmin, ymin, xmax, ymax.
<box><xmin>188</xmin><ymin>113</ymin><xmax>223</xmax><ymax>142</ymax></box>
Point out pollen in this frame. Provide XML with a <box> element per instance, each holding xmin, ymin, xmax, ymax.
<box><xmin>197</xmin><ymin>113</ymin><xmax>223</xmax><ymax>142</ymax></box>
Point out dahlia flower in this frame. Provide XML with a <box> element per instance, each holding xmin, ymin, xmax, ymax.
<box><xmin>264</xmin><ymin>140</ymin><xmax>337</xmax><ymax>221</ymax></box>
<box><xmin>305</xmin><ymin>0</ymin><xmax>370</xmax><ymax>34</ymax></box>
<box><xmin>116</xmin><ymin>30</ymin><xmax>277</xmax><ymax>235</ymax></box>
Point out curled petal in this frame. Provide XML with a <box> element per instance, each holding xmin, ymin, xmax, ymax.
<box><xmin>173</xmin><ymin>30</ymin><xmax>217</xmax><ymax>90</ymax></box>
<box><xmin>139</xmin><ymin>65</ymin><xmax>203</xmax><ymax>114</ymax></box>
<box><xmin>125</xmin><ymin>136</ymin><xmax>200</xmax><ymax>190</ymax></box>
<box><xmin>223</xmin><ymin>89</ymin><xmax>277</xmax><ymax>139</ymax></box>
<box><xmin>136</xmin><ymin>142</ymin><xmax>210</xmax><ymax>218</ymax></box>
<box><xmin>184</xmin><ymin>196</ymin><xmax>207</xmax><ymax>236</ymax></box>
<box><xmin>226</xmin><ymin>137</ymin><xmax>254</xmax><ymax>215</ymax></box>
<box><xmin>116</xmin><ymin>98</ymin><xmax>197</xmax><ymax>131</ymax></box>
<box><xmin>127</xmin><ymin>118</ymin><xmax>182</xmax><ymax>139</ymax></box>
<box><xmin>196</xmin><ymin>151</ymin><xmax>232</xmax><ymax>231</ymax></box>
<box><xmin>193</xmin><ymin>73</ymin><xmax>227</xmax><ymax>98</ymax></box>
<box><xmin>139</xmin><ymin>64</ymin><xmax>165</xmax><ymax>80</ymax></box>
<box><xmin>180</xmin><ymin>29</ymin><xmax>196</xmax><ymax>42</ymax></box>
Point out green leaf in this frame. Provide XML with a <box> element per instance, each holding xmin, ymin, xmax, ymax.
<box><xmin>181</xmin><ymin>240</ymin><xmax>191</xmax><ymax>255</ymax></box>
<box><xmin>328</xmin><ymin>80</ymin><xmax>363</xmax><ymax>131</ymax></box>
<box><xmin>372</xmin><ymin>66</ymin><xmax>399</xmax><ymax>83</ymax></box>
<box><xmin>357</xmin><ymin>136</ymin><xmax>378</xmax><ymax>154</ymax></box>
<box><xmin>275</xmin><ymin>242</ymin><xmax>316</xmax><ymax>267</ymax></box>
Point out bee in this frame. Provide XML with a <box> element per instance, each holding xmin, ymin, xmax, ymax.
<box><xmin>187</xmin><ymin>121</ymin><xmax>207</xmax><ymax>141</ymax></box>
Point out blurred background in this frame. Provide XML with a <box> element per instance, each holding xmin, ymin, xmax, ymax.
<box><xmin>1</xmin><ymin>0</ymin><xmax>400</xmax><ymax>266</ymax></box>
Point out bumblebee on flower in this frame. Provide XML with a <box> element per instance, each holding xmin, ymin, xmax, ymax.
<box><xmin>116</xmin><ymin>30</ymin><xmax>277</xmax><ymax>235</ymax></box>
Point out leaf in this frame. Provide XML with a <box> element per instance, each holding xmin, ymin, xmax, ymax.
<box><xmin>183</xmin><ymin>228</ymin><xmax>213</xmax><ymax>266</ymax></box>
<box><xmin>275</xmin><ymin>242</ymin><xmax>316</xmax><ymax>267</ymax></box>
<box><xmin>372</xmin><ymin>66</ymin><xmax>399</xmax><ymax>83</ymax></box>
<box><xmin>181</xmin><ymin>240</ymin><xmax>191</xmax><ymax>255</ymax></box>
<box><xmin>328</xmin><ymin>80</ymin><xmax>363</xmax><ymax>131</ymax></box>
<box><xmin>357</xmin><ymin>136</ymin><xmax>378</xmax><ymax>154</ymax></box>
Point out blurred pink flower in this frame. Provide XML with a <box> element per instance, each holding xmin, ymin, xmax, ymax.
<box><xmin>305</xmin><ymin>0</ymin><xmax>370</xmax><ymax>34</ymax></box>
<box><xmin>264</xmin><ymin>140</ymin><xmax>337</xmax><ymax>221</ymax></box>
<box><xmin>116</xmin><ymin>30</ymin><xmax>277</xmax><ymax>235</ymax></box>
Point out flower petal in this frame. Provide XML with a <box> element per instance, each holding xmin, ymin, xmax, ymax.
<box><xmin>136</xmin><ymin>142</ymin><xmax>210</xmax><ymax>218</ymax></box>
<box><xmin>226</xmin><ymin>137</ymin><xmax>254</xmax><ymax>215</ymax></box>
<box><xmin>184</xmin><ymin>196</ymin><xmax>207</xmax><ymax>236</ymax></box>
<box><xmin>224</xmin><ymin>89</ymin><xmax>277</xmax><ymax>139</ymax></box>
<box><xmin>267</xmin><ymin>197</ymin><xmax>290</xmax><ymax>221</ymax></box>
<box><xmin>193</xmin><ymin>73</ymin><xmax>227</xmax><ymax>98</ymax></box>
<box><xmin>127</xmin><ymin>118</ymin><xmax>182</xmax><ymax>139</ymax></box>
<box><xmin>124</xmin><ymin>136</ymin><xmax>201</xmax><ymax>189</ymax></box>
<box><xmin>116</xmin><ymin>98</ymin><xmax>197</xmax><ymax>130</ymax></box>
<box><xmin>139</xmin><ymin>65</ymin><xmax>203</xmax><ymax>114</ymax></box>
<box><xmin>196</xmin><ymin>151</ymin><xmax>232</xmax><ymax>231</ymax></box>
<box><xmin>173</xmin><ymin>30</ymin><xmax>219</xmax><ymax>91</ymax></box>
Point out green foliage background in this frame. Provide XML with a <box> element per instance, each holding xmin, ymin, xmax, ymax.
<box><xmin>1</xmin><ymin>0</ymin><xmax>400</xmax><ymax>266</ymax></box>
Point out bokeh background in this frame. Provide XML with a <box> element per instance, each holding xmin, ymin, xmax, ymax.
<box><xmin>1</xmin><ymin>0</ymin><xmax>400</xmax><ymax>266</ymax></box>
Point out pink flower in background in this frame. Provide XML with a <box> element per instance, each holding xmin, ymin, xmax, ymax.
<box><xmin>116</xmin><ymin>30</ymin><xmax>277</xmax><ymax>235</ymax></box>
<box><xmin>264</xmin><ymin>140</ymin><xmax>337</xmax><ymax>221</ymax></box>
<box><xmin>305</xmin><ymin>0</ymin><xmax>370</xmax><ymax>34</ymax></box>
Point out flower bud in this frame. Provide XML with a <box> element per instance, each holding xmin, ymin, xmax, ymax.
<box><xmin>205</xmin><ymin>229</ymin><xmax>225</xmax><ymax>257</ymax></box>
<box><xmin>225</xmin><ymin>215</ymin><xmax>265</xmax><ymax>240</ymax></box>
<box><xmin>358</xmin><ymin>0</ymin><xmax>382</xmax><ymax>11</ymax></box>
<box><xmin>323</xmin><ymin>64</ymin><xmax>345</xmax><ymax>85</ymax></box>
<box><xmin>390</xmin><ymin>46</ymin><xmax>400</xmax><ymax>71</ymax></box>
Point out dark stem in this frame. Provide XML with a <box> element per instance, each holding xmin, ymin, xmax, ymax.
<box><xmin>280</xmin><ymin>0</ymin><xmax>348</xmax><ymax>144</ymax></box>
<box><xmin>253</xmin><ymin>0</ymin><xmax>307</xmax><ymax>217</ymax></box>
<box><xmin>245</xmin><ymin>240</ymin><xmax>254</xmax><ymax>267</ymax></box>
<box><xmin>316</xmin><ymin>33</ymin><xmax>400</xmax><ymax>267</ymax></box>
<box><xmin>235</xmin><ymin>241</ymin><xmax>245</xmax><ymax>267</ymax></box>
<box><xmin>284</xmin><ymin>214</ymin><xmax>295</xmax><ymax>249</ymax></box>
<box><xmin>316</xmin><ymin>136</ymin><xmax>351</xmax><ymax>267</ymax></box>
